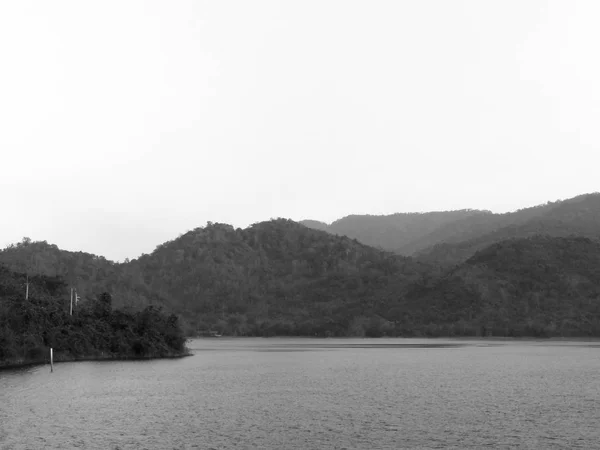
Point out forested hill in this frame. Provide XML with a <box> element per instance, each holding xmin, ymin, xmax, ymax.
<box><xmin>402</xmin><ymin>236</ymin><xmax>600</xmax><ymax>337</ymax></box>
<box><xmin>127</xmin><ymin>219</ymin><xmax>434</xmax><ymax>335</ymax></box>
<box><xmin>301</xmin><ymin>210</ymin><xmax>489</xmax><ymax>252</ymax></box>
<box><xmin>3</xmin><ymin>218</ymin><xmax>600</xmax><ymax>337</ymax></box>
<box><xmin>0</xmin><ymin>265</ymin><xmax>187</xmax><ymax>366</ymax></box>
<box><xmin>417</xmin><ymin>193</ymin><xmax>600</xmax><ymax>264</ymax></box>
<box><xmin>0</xmin><ymin>239</ymin><xmax>172</xmax><ymax>311</ymax></box>
<box><xmin>301</xmin><ymin>193</ymin><xmax>600</xmax><ymax>263</ymax></box>
<box><xmin>0</xmin><ymin>220</ymin><xmax>435</xmax><ymax>335</ymax></box>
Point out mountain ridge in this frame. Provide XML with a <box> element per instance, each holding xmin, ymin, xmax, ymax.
<box><xmin>2</xmin><ymin>209</ymin><xmax>600</xmax><ymax>336</ymax></box>
<box><xmin>416</xmin><ymin>193</ymin><xmax>600</xmax><ymax>264</ymax></box>
<box><xmin>301</xmin><ymin>193</ymin><xmax>600</xmax><ymax>262</ymax></box>
<box><xmin>2</xmin><ymin>192</ymin><xmax>600</xmax><ymax>337</ymax></box>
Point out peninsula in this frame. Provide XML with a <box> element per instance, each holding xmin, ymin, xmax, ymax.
<box><xmin>0</xmin><ymin>266</ymin><xmax>189</xmax><ymax>369</ymax></box>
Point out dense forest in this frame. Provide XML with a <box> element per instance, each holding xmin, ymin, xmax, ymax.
<box><xmin>401</xmin><ymin>236</ymin><xmax>600</xmax><ymax>337</ymax></box>
<box><xmin>0</xmin><ymin>265</ymin><xmax>188</xmax><ymax>367</ymax></box>
<box><xmin>128</xmin><ymin>220</ymin><xmax>437</xmax><ymax>336</ymax></box>
<box><xmin>2</xmin><ymin>193</ymin><xmax>600</xmax><ymax>339</ymax></box>
<box><xmin>0</xmin><ymin>238</ymin><xmax>173</xmax><ymax>311</ymax></box>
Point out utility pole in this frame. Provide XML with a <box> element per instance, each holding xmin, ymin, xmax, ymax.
<box><xmin>25</xmin><ymin>274</ymin><xmax>30</xmax><ymax>300</ymax></box>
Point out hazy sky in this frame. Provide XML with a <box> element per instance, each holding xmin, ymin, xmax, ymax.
<box><xmin>1</xmin><ymin>1</ymin><xmax>599</xmax><ymax>261</ymax></box>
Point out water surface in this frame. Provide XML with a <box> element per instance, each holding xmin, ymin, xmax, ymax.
<box><xmin>1</xmin><ymin>338</ymin><xmax>599</xmax><ymax>449</ymax></box>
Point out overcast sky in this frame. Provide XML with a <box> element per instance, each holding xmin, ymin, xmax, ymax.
<box><xmin>1</xmin><ymin>1</ymin><xmax>599</xmax><ymax>261</ymax></box>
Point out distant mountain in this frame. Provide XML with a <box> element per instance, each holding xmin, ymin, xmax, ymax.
<box><xmin>3</xmin><ymin>210</ymin><xmax>600</xmax><ymax>337</ymax></box>
<box><xmin>0</xmin><ymin>220</ymin><xmax>434</xmax><ymax>335</ymax></box>
<box><xmin>301</xmin><ymin>193</ymin><xmax>600</xmax><ymax>263</ymax></box>
<box><xmin>417</xmin><ymin>193</ymin><xmax>600</xmax><ymax>264</ymax></box>
<box><xmin>298</xmin><ymin>220</ymin><xmax>329</xmax><ymax>232</ymax></box>
<box><xmin>301</xmin><ymin>210</ymin><xmax>489</xmax><ymax>252</ymax></box>
<box><xmin>396</xmin><ymin>201</ymin><xmax>555</xmax><ymax>255</ymax></box>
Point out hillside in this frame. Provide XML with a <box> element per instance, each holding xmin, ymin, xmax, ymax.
<box><xmin>0</xmin><ymin>220</ymin><xmax>436</xmax><ymax>336</ymax></box>
<box><xmin>3</xmin><ymin>216</ymin><xmax>600</xmax><ymax>338</ymax></box>
<box><xmin>417</xmin><ymin>193</ymin><xmax>600</xmax><ymax>264</ymax></box>
<box><xmin>396</xmin><ymin>201</ymin><xmax>555</xmax><ymax>255</ymax></box>
<box><xmin>0</xmin><ymin>239</ymin><xmax>172</xmax><ymax>311</ymax></box>
<box><xmin>128</xmin><ymin>219</ymin><xmax>434</xmax><ymax>335</ymax></box>
<box><xmin>298</xmin><ymin>220</ymin><xmax>329</xmax><ymax>232</ymax></box>
<box><xmin>401</xmin><ymin>236</ymin><xmax>600</xmax><ymax>337</ymax></box>
<box><xmin>301</xmin><ymin>194</ymin><xmax>600</xmax><ymax>264</ymax></box>
<box><xmin>301</xmin><ymin>210</ymin><xmax>489</xmax><ymax>252</ymax></box>
<box><xmin>0</xmin><ymin>265</ymin><xmax>188</xmax><ymax>366</ymax></box>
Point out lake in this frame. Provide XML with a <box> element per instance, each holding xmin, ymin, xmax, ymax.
<box><xmin>1</xmin><ymin>338</ymin><xmax>599</xmax><ymax>449</ymax></box>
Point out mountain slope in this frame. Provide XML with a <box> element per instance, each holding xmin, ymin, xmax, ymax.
<box><xmin>4</xmin><ymin>216</ymin><xmax>600</xmax><ymax>337</ymax></box>
<box><xmin>1</xmin><ymin>221</ymin><xmax>436</xmax><ymax>336</ymax></box>
<box><xmin>396</xmin><ymin>201</ymin><xmax>555</xmax><ymax>255</ymax></box>
<box><xmin>130</xmin><ymin>219</ymin><xmax>434</xmax><ymax>335</ymax></box>
<box><xmin>298</xmin><ymin>220</ymin><xmax>329</xmax><ymax>232</ymax></box>
<box><xmin>417</xmin><ymin>193</ymin><xmax>600</xmax><ymax>264</ymax></box>
<box><xmin>301</xmin><ymin>193</ymin><xmax>600</xmax><ymax>262</ymax></box>
<box><xmin>0</xmin><ymin>239</ymin><xmax>171</xmax><ymax>310</ymax></box>
<box><xmin>400</xmin><ymin>236</ymin><xmax>600</xmax><ymax>337</ymax></box>
<box><xmin>301</xmin><ymin>210</ymin><xmax>489</xmax><ymax>252</ymax></box>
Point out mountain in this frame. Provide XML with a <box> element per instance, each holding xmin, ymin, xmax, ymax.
<box><xmin>401</xmin><ymin>236</ymin><xmax>600</xmax><ymax>337</ymax></box>
<box><xmin>396</xmin><ymin>201</ymin><xmax>555</xmax><ymax>255</ymax></box>
<box><xmin>298</xmin><ymin>220</ymin><xmax>329</xmax><ymax>232</ymax></box>
<box><xmin>0</xmin><ymin>220</ymin><xmax>435</xmax><ymax>336</ymax></box>
<box><xmin>118</xmin><ymin>231</ymin><xmax>600</xmax><ymax>337</ymax></box>
<box><xmin>301</xmin><ymin>209</ymin><xmax>489</xmax><ymax>252</ymax></box>
<box><xmin>127</xmin><ymin>219</ymin><xmax>434</xmax><ymax>335</ymax></box>
<box><xmin>417</xmin><ymin>193</ymin><xmax>600</xmax><ymax>264</ymax></box>
<box><xmin>301</xmin><ymin>193</ymin><xmax>600</xmax><ymax>264</ymax></box>
<box><xmin>3</xmin><ymin>213</ymin><xmax>600</xmax><ymax>338</ymax></box>
<box><xmin>0</xmin><ymin>238</ymin><xmax>172</xmax><ymax>311</ymax></box>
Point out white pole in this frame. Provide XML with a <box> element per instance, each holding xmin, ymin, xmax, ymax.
<box><xmin>25</xmin><ymin>275</ymin><xmax>29</xmax><ymax>300</ymax></box>
<box><xmin>70</xmin><ymin>288</ymin><xmax>73</xmax><ymax>316</ymax></box>
<box><xmin>50</xmin><ymin>348</ymin><xmax>54</xmax><ymax>373</ymax></box>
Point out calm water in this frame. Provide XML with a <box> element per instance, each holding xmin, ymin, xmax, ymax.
<box><xmin>1</xmin><ymin>338</ymin><xmax>600</xmax><ymax>449</ymax></box>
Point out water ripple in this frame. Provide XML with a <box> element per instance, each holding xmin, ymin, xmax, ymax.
<box><xmin>1</xmin><ymin>338</ymin><xmax>600</xmax><ymax>449</ymax></box>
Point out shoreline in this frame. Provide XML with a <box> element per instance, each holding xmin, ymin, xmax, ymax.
<box><xmin>187</xmin><ymin>335</ymin><xmax>600</xmax><ymax>341</ymax></box>
<box><xmin>0</xmin><ymin>350</ymin><xmax>192</xmax><ymax>372</ymax></box>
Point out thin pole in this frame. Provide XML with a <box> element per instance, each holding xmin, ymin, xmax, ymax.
<box><xmin>70</xmin><ymin>288</ymin><xmax>73</xmax><ymax>316</ymax></box>
<box><xmin>25</xmin><ymin>275</ymin><xmax>29</xmax><ymax>300</ymax></box>
<box><xmin>50</xmin><ymin>348</ymin><xmax>54</xmax><ymax>373</ymax></box>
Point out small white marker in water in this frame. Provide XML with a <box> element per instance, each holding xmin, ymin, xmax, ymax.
<box><xmin>50</xmin><ymin>348</ymin><xmax>54</xmax><ymax>373</ymax></box>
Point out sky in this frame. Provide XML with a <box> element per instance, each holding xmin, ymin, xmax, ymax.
<box><xmin>1</xmin><ymin>0</ymin><xmax>599</xmax><ymax>261</ymax></box>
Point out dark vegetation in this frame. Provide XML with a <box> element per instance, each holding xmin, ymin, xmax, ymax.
<box><xmin>0</xmin><ymin>266</ymin><xmax>188</xmax><ymax>367</ymax></box>
<box><xmin>128</xmin><ymin>220</ymin><xmax>437</xmax><ymax>337</ymax></box>
<box><xmin>1</xmin><ymin>193</ymin><xmax>600</xmax><ymax>342</ymax></box>
<box><xmin>0</xmin><ymin>238</ymin><xmax>172</xmax><ymax>311</ymax></box>
<box><xmin>401</xmin><ymin>236</ymin><xmax>600</xmax><ymax>337</ymax></box>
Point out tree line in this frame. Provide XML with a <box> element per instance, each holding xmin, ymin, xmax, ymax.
<box><xmin>0</xmin><ymin>265</ymin><xmax>187</xmax><ymax>366</ymax></box>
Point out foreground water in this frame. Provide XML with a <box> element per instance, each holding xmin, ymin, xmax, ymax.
<box><xmin>1</xmin><ymin>339</ymin><xmax>600</xmax><ymax>449</ymax></box>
